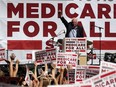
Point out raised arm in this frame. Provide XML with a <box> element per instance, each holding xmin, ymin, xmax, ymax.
<box><xmin>34</xmin><ymin>61</ymin><xmax>38</xmax><ymax>78</ymax></box>
<box><xmin>59</xmin><ymin>66</ymin><xmax>64</xmax><ymax>84</ymax></box>
<box><xmin>9</xmin><ymin>59</ymin><xmax>13</xmax><ymax>77</ymax></box>
<box><xmin>9</xmin><ymin>53</ymin><xmax>16</xmax><ymax>77</ymax></box>
<box><xmin>13</xmin><ymin>59</ymin><xmax>20</xmax><ymax>77</ymax></box>
<box><xmin>58</xmin><ymin>10</ymin><xmax>69</xmax><ymax>29</ymax></box>
<box><xmin>51</xmin><ymin>63</ymin><xmax>58</xmax><ymax>85</ymax></box>
<box><xmin>44</xmin><ymin>63</ymin><xmax>48</xmax><ymax>75</ymax></box>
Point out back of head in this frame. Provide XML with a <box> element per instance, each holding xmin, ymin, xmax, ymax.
<box><xmin>43</xmin><ymin>79</ymin><xmax>50</xmax><ymax>87</ymax></box>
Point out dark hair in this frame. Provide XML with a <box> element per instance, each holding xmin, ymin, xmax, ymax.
<box><xmin>42</xmin><ymin>66</ymin><xmax>45</xmax><ymax>71</ymax></box>
<box><xmin>43</xmin><ymin>79</ymin><xmax>50</xmax><ymax>87</ymax></box>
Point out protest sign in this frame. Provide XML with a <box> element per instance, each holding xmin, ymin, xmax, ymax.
<box><xmin>57</xmin><ymin>53</ymin><xmax>77</xmax><ymax>69</ymax></box>
<box><xmin>64</xmin><ymin>38</ymin><xmax>87</xmax><ymax>55</ymax></box>
<box><xmin>100</xmin><ymin>61</ymin><xmax>116</xmax><ymax>74</ymax></box>
<box><xmin>35</xmin><ymin>48</ymin><xmax>57</xmax><ymax>64</ymax></box>
<box><xmin>83</xmin><ymin>70</ymin><xmax>116</xmax><ymax>87</ymax></box>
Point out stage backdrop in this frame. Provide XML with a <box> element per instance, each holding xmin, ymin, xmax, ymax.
<box><xmin>0</xmin><ymin>0</ymin><xmax>116</xmax><ymax>62</ymax></box>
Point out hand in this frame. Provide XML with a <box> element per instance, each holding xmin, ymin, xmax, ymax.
<box><xmin>51</xmin><ymin>63</ymin><xmax>56</xmax><ymax>69</ymax></box>
<box><xmin>58</xmin><ymin>10</ymin><xmax>62</xmax><ymax>18</ymax></box>
<box><xmin>16</xmin><ymin>59</ymin><xmax>20</xmax><ymax>64</ymax></box>
<box><xmin>34</xmin><ymin>61</ymin><xmax>38</xmax><ymax>67</ymax></box>
<box><xmin>10</xmin><ymin>53</ymin><xmax>16</xmax><ymax>60</ymax></box>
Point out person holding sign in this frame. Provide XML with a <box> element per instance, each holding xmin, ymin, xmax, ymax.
<box><xmin>58</xmin><ymin>10</ymin><xmax>84</xmax><ymax>38</ymax></box>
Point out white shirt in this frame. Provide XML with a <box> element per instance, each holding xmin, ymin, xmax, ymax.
<box><xmin>69</xmin><ymin>28</ymin><xmax>77</xmax><ymax>37</ymax></box>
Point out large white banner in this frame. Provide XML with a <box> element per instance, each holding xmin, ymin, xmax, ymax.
<box><xmin>0</xmin><ymin>0</ymin><xmax>116</xmax><ymax>61</ymax></box>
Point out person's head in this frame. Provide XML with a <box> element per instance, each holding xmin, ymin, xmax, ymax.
<box><xmin>38</xmin><ymin>76</ymin><xmax>50</xmax><ymax>87</ymax></box>
<box><xmin>42</xmin><ymin>79</ymin><xmax>50</xmax><ymax>87</ymax></box>
<box><xmin>72</xmin><ymin>18</ymin><xmax>78</xmax><ymax>27</ymax></box>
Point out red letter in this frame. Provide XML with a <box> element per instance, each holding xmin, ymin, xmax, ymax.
<box><xmin>23</xmin><ymin>21</ymin><xmax>39</xmax><ymax>37</ymax></box>
<box><xmin>90</xmin><ymin>22</ymin><xmax>102</xmax><ymax>37</ymax></box>
<box><xmin>105</xmin><ymin>22</ymin><xmax>116</xmax><ymax>37</ymax></box>
<box><xmin>7</xmin><ymin>21</ymin><xmax>20</xmax><ymax>37</ymax></box>
<box><xmin>98</xmin><ymin>4</ymin><xmax>111</xmax><ymax>18</ymax></box>
<box><xmin>46</xmin><ymin>40</ymin><xmax>54</xmax><ymax>49</ymax></box>
<box><xmin>7</xmin><ymin>3</ymin><xmax>23</xmax><ymax>18</ymax></box>
<box><xmin>80</xmin><ymin>4</ymin><xmax>95</xmax><ymax>18</ymax></box>
<box><xmin>27</xmin><ymin>3</ymin><xmax>39</xmax><ymax>18</ymax></box>
<box><xmin>41</xmin><ymin>3</ymin><xmax>55</xmax><ymax>18</ymax></box>
<box><xmin>43</xmin><ymin>21</ymin><xmax>57</xmax><ymax>37</ymax></box>
<box><xmin>65</xmin><ymin>3</ymin><xmax>78</xmax><ymax>18</ymax></box>
<box><xmin>114</xmin><ymin>4</ymin><xmax>116</xmax><ymax>18</ymax></box>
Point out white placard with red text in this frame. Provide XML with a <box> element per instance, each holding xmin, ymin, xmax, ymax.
<box><xmin>100</xmin><ymin>61</ymin><xmax>116</xmax><ymax>74</ymax></box>
<box><xmin>76</xmin><ymin>65</ymin><xmax>100</xmax><ymax>82</ymax></box>
<box><xmin>64</xmin><ymin>38</ymin><xmax>87</xmax><ymax>55</ymax></box>
<box><xmin>57</xmin><ymin>52</ymin><xmax>77</xmax><ymax>69</ymax></box>
<box><xmin>82</xmin><ymin>70</ymin><xmax>116</xmax><ymax>87</ymax></box>
<box><xmin>76</xmin><ymin>69</ymin><xmax>86</xmax><ymax>82</ymax></box>
<box><xmin>35</xmin><ymin>48</ymin><xmax>57</xmax><ymax>64</ymax></box>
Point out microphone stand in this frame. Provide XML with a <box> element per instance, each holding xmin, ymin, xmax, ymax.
<box><xmin>99</xmin><ymin>27</ymin><xmax>102</xmax><ymax>65</ymax></box>
<box><xmin>57</xmin><ymin>30</ymin><xmax>65</xmax><ymax>37</ymax></box>
<box><xmin>94</xmin><ymin>25</ymin><xmax>103</xmax><ymax>65</ymax></box>
<box><xmin>55</xmin><ymin>30</ymin><xmax>65</xmax><ymax>52</ymax></box>
<box><xmin>49</xmin><ymin>30</ymin><xmax>65</xmax><ymax>40</ymax></box>
<box><xmin>49</xmin><ymin>30</ymin><xmax>65</xmax><ymax>50</ymax></box>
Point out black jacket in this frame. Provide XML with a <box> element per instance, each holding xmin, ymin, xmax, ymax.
<box><xmin>60</xmin><ymin>17</ymin><xmax>84</xmax><ymax>37</ymax></box>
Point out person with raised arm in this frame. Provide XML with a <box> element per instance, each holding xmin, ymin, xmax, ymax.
<box><xmin>9</xmin><ymin>53</ymin><xmax>20</xmax><ymax>77</ymax></box>
<box><xmin>58</xmin><ymin>10</ymin><xmax>84</xmax><ymax>38</ymax></box>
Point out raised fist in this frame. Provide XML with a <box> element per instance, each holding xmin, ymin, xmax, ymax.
<box><xmin>58</xmin><ymin>10</ymin><xmax>62</xmax><ymax>18</ymax></box>
<box><xmin>10</xmin><ymin>53</ymin><xmax>16</xmax><ymax>60</ymax></box>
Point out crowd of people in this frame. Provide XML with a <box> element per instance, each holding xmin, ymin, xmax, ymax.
<box><xmin>0</xmin><ymin>53</ymin><xmax>73</xmax><ymax>87</ymax></box>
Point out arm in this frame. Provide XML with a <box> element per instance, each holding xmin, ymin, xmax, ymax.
<box><xmin>51</xmin><ymin>64</ymin><xmax>58</xmax><ymax>85</ymax></box>
<box><xmin>13</xmin><ymin>59</ymin><xmax>20</xmax><ymax>77</ymax></box>
<box><xmin>29</xmin><ymin>71</ymin><xmax>39</xmax><ymax>87</ymax></box>
<box><xmin>49</xmin><ymin>74</ymin><xmax>58</xmax><ymax>85</ymax></box>
<box><xmin>60</xmin><ymin>17</ymin><xmax>69</xmax><ymax>29</ymax></box>
<box><xmin>51</xmin><ymin>63</ymin><xmax>56</xmax><ymax>78</ymax></box>
<box><xmin>4</xmin><ymin>59</ymin><xmax>10</xmax><ymax>64</ymax></box>
<box><xmin>39</xmin><ymin>78</ymin><xmax>43</xmax><ymax>87</ymax></box>
<box><xmin>44</xmin><ymin>63</ymin><xmax>48</xmax><ymax>75</ymax></box>
<box><xmin>9</xmin><ymin>59</ymin><xmax>13</xmax><ymax>77</ymax></box>
<box><xmin>59</xmin><ymin>67</ymin><xmax>64</xmax><ymax>84</ymax></box>
<box><xmin>34</xmin><ymin>61</ymin><xmax>38</xmax><ymax>78</ymax></box>
<box><xmin>58</xmin><ymin>10</ymin><xmax>69</xmax><ymax>29</ymax></box>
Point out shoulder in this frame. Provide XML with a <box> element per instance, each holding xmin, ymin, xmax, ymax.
<box><xmin>77</xmin><ymin>25</ymin><xmax>83</xmax><ymax>29</ymax></box>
